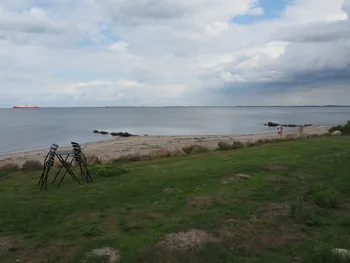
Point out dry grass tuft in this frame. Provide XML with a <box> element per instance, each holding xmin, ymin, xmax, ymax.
<box><xmin>86</xmin><ymin>155</ymin><xmax>101</xmax><ymax>165</ymax></box>
<box><xmin>232</xmin><ymin>140</ymin><xmax>245</xmax><ymax>149</ymax></box>
<box><xmin>234</xmin><ymin>173</ymin><xmax>252</xmax><ymax>180</ymax></box>
<box><xmin>220</xmin><ymin>218</ymin><xmax>303</xmax><ymax>250</ymax></box>
<box><xmin>83</xmin><ymin>247</ymin><xmax>120</xmax><ymax>263</ymax></box>
<box><xmin>0</xmin><ymin>161</ymin><xmax>19</xmax><ymax>171</ymax></box>
<box><xmin>170</xmin><ymin>149</ymin><xmax>187</xmax><ymax>157</ymax></box>
<box><xmin>217</xmin><ymin>141</ymin><xmax>233</xmax><ymax>151</ymax></box>
<box><xmin>182</xmin><ymin>145</ymin><xmax>209</xmax><ymax>155</ymax></box>
<box><xmin>188</xmin><ymin>196</ymin><xmax>214</xmax><ymax>209</ymax></box>
<box><xmin>151</xmin><ymin>148</ymin><xmax>172</xmax><ymax>158</ymax></box>
<box><xmin>117</xmin><ymin>153</ymin><xmax>150</xmax><ymax>162</ymax></box>
<box><xmin>158</xmin><ymin>229</ymin><xmax>219</xmax><ymax>251</ymax></box>
<box><xmin>263</xmin><ymin>164</ymin><xmax>289</xmax><ymax>171</ymax></box>
<box><xmin>260</xmin><ymin>203</ymin><xmax>291</xmax><ymax>221</ymax></box>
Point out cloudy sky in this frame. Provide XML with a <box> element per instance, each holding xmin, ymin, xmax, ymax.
<box><xmin>0</xmin><ymin>0</ymin><xmax>349</xmax><ymax>107</ymax></box>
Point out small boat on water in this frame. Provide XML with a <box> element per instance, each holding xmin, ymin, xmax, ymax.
<box><xmin>13</xmin><ymin>105</ymin><xmax>39</xmax><ymax>109</ymax></box>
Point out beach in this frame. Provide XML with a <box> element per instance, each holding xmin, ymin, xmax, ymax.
<box><xmin>0</xmin><ymin>125</ymin><xmax>330</xmax><ymax>167</ymax></box>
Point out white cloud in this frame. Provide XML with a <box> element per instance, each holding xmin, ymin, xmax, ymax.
<box><xmin>108</xmin><ymin>41</ymin><xmax>130</xmax><ymax>52</ymax></box>
<box><xmin>0</xmin><ymin>0</ymin><xmax>349</xmax><ymax>107</ymax></box>
<box><xmin>0</xmin><ymin>7</ymin><xmax>63</xmax><ymax>33</ymax></box>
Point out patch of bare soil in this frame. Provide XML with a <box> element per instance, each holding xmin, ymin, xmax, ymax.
<box><xmin>221</xmin><ymin>174</ymin><xmax>252</xmax><ymax>184</ymax></box>
<box><xmin>0</xmin><ymin>236</ymin><xmax>16</xmax><ymax>255</ymax></box>
<box><xmin>220</xmin><ymin>218</ymin><xmax>303</xmax><ymax>250</ymax></box>
<box><xmin>188</xmin><ymin>196</ymin><xmax>214</xmax><ymax>209</ymax></box>
<box><xmin>263</xmin><ymin>164</ymin><xmax>289</xmax><ymax>171</ymax></box>
<box><xmin>260</xmin><ymin>203</ymin><xmax>291</xmax><ymax>221</ymax></box>
<box><xmin>6</xmin><ymin>240</ymin><xmax>76</xmax><ymax>263</ymax></box>
<box><xmin>83</xmin><ymin>248</ymin><xmax>120</xmax><ymax>263</ymax></box>
<box><xmin>263</xmin><ymin>176</ymin><xmax>283</xmax><ymax>182</ymax></box>
<box><xmin>103</xmin><ymin>216</ymin><xmax>119</xmax><ymax>237</ymax></box>
<box><xmin>158</xmin><ymin>229</ymin><xmax>219</xmax><ymax>251</ymax></box>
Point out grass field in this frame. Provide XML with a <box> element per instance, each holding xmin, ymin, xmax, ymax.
<box><xmin>1</xmin><ymin>136</ymin><xmax>350</xmax><ymax>263</ymax></box>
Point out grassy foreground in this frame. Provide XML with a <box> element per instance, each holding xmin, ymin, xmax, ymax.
<box><xmin>1</xmin><ymin>136</ymin><xmax>350</xmax><ymax>263</ymax></box>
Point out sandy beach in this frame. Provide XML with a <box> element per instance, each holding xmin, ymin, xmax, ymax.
<box><xmin>0</xmin><ymin>125</ymin><xmax>331</xmax><ymax>167</ymax></box>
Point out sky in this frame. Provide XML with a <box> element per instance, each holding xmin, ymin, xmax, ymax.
<box><xmin>0</xmin><ymin>0</ymin><xmax>350</xmax><ymax>107</ymax></box>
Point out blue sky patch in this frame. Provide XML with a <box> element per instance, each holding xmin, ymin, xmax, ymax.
<box><xmin>232</xmin><ymin>0</ymin><xmax>294</xmax><ymax>24</ymax></box>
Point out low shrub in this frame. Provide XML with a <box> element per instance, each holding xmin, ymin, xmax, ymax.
<box><xmin>151</xmin><ymin>149</ymin><xmax>172</xmax><ymax>158</ymax></box>
<box><xmin>329</xmin><ymin>120</ymin><xmax>350</xmax><ymax>135</ymax></box>
<box><xmin>22</xmin><ymin>160</ymin><xmax>43</xmax><ymax>171</ymax></box>
<box><xmin>90</xmin><ymin>165</ymin><xmax>128</xmax><ymax>177</ymax></box>
<box><xmin>182</xmin><ymin>145</ymin><xmax>209</xmax><ymax>155</ymax></box>
<box><xmin>116</xmin><ymin>154</ymin><xmax>150</xmax><ymax>163</ymax></box>
<box><xmin>170</xmin><ymin>149</ymin><xmax>187</xmax><ymax>157</ymax></box>
<box><xmin>232</xmin><ymin>140</ymin><xmax>245</xmax><ymax>149</ymax></box>
<box><xmin>255</xmin><ymin>139</ymin><xmax>265</xmax><ymax>146</ymax></box>
<box><xmin>285</xmin><ymin>134</ymin><xmax>298</xmax><ymax>140</ymax></box>
<box><xmin>217</xmin><ymin>142</ymin><xmax>232</xmax><ymax>151</ymax></box>
<box><xmin>290</xmin><ymin>196</ymin><xmax>329</xmax><ymax>227</ymax></box>
<box><xmin>307</xmin><ymin>183</ymin><xmax>341</xmax><ymax>208</ymax></box>
<box><xmin>246</xmin><ymin>141</ymin><xmax>256</xmax><ymax>147</ymax></box>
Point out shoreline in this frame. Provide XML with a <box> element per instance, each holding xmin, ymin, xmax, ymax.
<box><xmin>0</xmin><ymin>126</ymin><xmax>331</xmax><ymax>167</ymax></box>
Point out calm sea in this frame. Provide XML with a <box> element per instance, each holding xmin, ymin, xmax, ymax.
<box><xmin>0</xmin><ymin>107</ymin><xmax>349</xmax><ymax>155</ymax></box>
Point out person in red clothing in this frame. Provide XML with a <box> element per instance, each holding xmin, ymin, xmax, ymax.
<box><xmin>277</xmin><ymin>125</ymin><xmax>283</xmax><ymax>137</ymax></box>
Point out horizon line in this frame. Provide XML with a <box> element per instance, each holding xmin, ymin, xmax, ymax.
<box><xmin>4</xmin><ymin>105</ymin><xmax>350</xmax><ymax>109</ymax></box>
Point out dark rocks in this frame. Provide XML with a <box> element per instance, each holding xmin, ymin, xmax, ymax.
<box><xmin>110</xmin><ymin>132</ymin><xmax>134</xmax><ymax>137</ymax></box>
<box><xmin>94</xmin><ymin>130</ymin><xmax>136</xmax><ymax>137</ymax></box>
<box><xmin>93</xmin><ymin>130</ymin><xmax>109</xmax><ymax>135</ymax></box>
<box><xmin>283</xmin><ymin>124</ymin><xmax>298</xmax><ymax>128</ymax></box>
<box><xmin>266</xmin><ymin>122</ymin><xmax>279</xmax><ymax>127</ymax></box>
<box><xmin>265</xmin><ymin>122</ymin><xmax>313</xmax><ymax>128</ymax></box>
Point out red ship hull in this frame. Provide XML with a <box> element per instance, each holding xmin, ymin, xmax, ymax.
<box><xmin>13</xmin><ymin>106</ymin><xmax>39</xmax><ymax>108</ymax></box>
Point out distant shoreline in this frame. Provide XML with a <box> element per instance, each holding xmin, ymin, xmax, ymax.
<box><xmin>1</xmin><ymin>105</ymin><xmax>350</xmax><ymax>109</ymax></box>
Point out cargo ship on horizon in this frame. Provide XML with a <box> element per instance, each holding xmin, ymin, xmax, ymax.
<box><xmin>13</xmin><ymin>105</ymin><xmax>39</xmax><ymax>109</ymax></box>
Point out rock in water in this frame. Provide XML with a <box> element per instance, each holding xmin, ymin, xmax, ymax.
<box><xmin>331</xmin><ymin>130</ymin><xmax>342</xmax><ymax>136</ymax></box>
<box><xmin>267</xmin><ymin>122</ymin><xmax>279</xmax><ymax>127</ymax></box>
<box><xmin>110</xmin><ymin>132</ymin><xmax>134</xmax><ymax>137</ymax></box>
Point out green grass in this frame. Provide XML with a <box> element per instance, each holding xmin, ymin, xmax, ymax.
<box><xmin>1</xmin><ymin>136</ymin><xmax>350</xmax><ymax>262</ymax></box>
